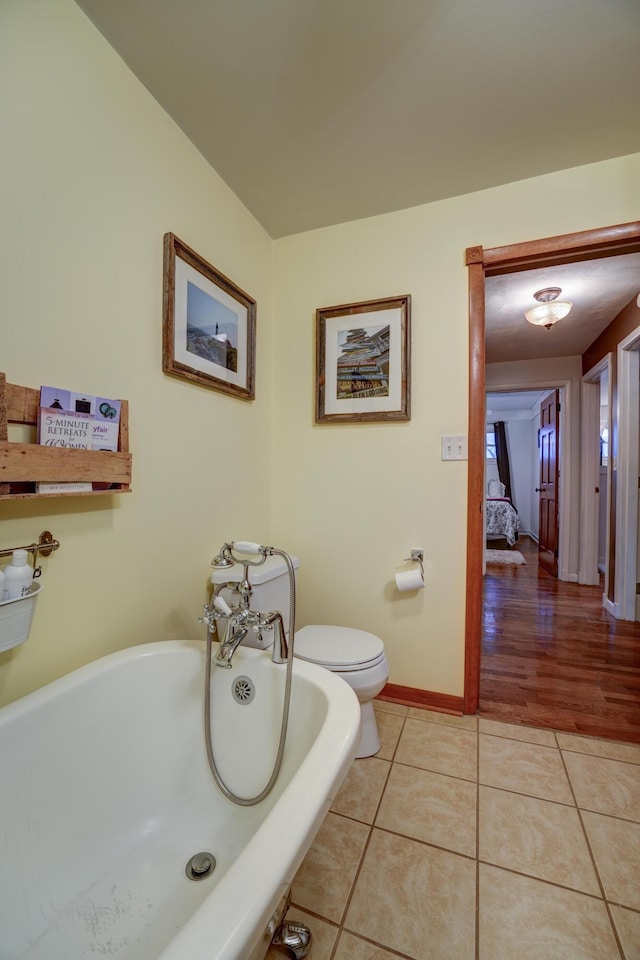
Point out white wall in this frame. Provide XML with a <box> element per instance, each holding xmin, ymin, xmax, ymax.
<box><xmin>2</xmin><ymin>0</ymin><xmax>640</xmax><ymax>705</ymax></box>
<box><xmin>0</xmin><ymin>0</ymin><xmax>274</xmax><ymax>706</ymax></box>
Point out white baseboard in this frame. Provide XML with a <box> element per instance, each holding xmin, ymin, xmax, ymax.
<box><xmin>560</xmin><ymin>567</ymin><xmax>578</xmax><ymax>583</ymax></box>
<box><xmin>603</xmin><ymin>596</ymin><xmax>618</xmax><ymax>617</ymax></box>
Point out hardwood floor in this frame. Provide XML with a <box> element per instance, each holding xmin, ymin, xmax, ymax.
<box><xmin>480</xmin><ymin>536</ymin><xmax>640</xmax><ymax>742</ymax></box>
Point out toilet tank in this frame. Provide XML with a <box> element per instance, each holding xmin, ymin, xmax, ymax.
<box><xmin>211</xmin><ymin>554</ymin><xmax>300</xmax><ymax>644</ymax></box>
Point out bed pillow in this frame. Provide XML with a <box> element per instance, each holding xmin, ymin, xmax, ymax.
<box><xmin>488</xmin><ymin>479</ymin><xmax>506</xmax><ymax>498</ymax></box>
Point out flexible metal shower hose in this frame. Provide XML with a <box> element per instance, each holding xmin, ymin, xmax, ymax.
<box><xmin>203</xmin><ymin>548</ymin><xmax>297</xmax><ymax>806</ymax></box>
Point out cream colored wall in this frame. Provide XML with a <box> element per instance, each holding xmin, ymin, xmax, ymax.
<box><xmin>0</xmin><ymin>0</ymin><xmax>274</xmax><ymax>706</ymax></box>
<box><xmin>272</xmin><ymin>154</ymin><xmax>640</xmax><ymax>697</ymax></box>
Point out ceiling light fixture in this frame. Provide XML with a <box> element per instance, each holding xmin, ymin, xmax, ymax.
<box><xmin>525</xmin><ymin>287</ymin><xmax>572</xmax><ymax>330</ymax></box>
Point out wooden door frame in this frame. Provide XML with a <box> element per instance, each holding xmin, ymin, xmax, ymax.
<box><xmin>463</xmin><ymin>221</ymin><xmax>640</xmax><ymax>714</ymax></box>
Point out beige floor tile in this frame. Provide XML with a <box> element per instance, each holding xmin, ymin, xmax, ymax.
<box><xmin>376</xmin><ymin>762</ymin><xmax>477</xmax><ymax>857</ymax></box>
<box><xmin>557</xmin><ymin>733</ymin><xmax>640</xmax><ymax>764</ymax></box>
<box><xmin>291</xmin><ymin>812</ymin><xmax>370</xmax><ymax>924</ymax></box>
<box><xmin>395</xmin><ymin>717</ymin><xmax>477</xmax><ymax>781</ymax></box>
<box><xmin>334</xmin><ymin>930</ymin><xmax>407</xmax><ymax>959</ymax></box>
<box><xmin>581</xmin><ymin>811</ymin><xmax>640</xmax><ymax>910</ymax></box>
<box><xmin>331</xmin><ymin>756</ymin><xmax>391</xmax><ymax>823</ymax></box>
<box><xmin>479</xmin><ymin>786</ymin><xmax>600</xmax><ymax>894</ymax></box>
<box><xmin>374</xmin><ymin>700</ymin><xmax>408</xmax><ymax>717</ymax></box>
<box><xmin>407</xmin><ymin>707</ymin><xmax>478</xmax><ymax>730</ymax></box>
<box><xmin>610</xmin><ymin>904</ymin><xmax>640</xmax><ymax>960</ymax></box>
<box><xmin>479</xmin><ymin>718</ymin><xmax>557</xmax><ymax>746</ymax></box>
<box><xmin>345</xmin><ymin>828</ymin><xmax>476</xmax><ymax>960</ymax></box>
<box><xmin>563</xmin><ymin>752</ymin><xmax>640</xmax><ymax>821</ymax></box>
<box><xmin>375</xmin><ymin>712</ymin><xmax>404</xmax><ymax>760</ymax></box>
<box><xmin>479</xmin><ymin>863</ymin><xmax>620</xmax><ymax>959</ymax></box>
<box><xmin>479</xmin><ymin>734</ymin><xmax>573</xmax><ymax>803</ymax></box>
<box><xmin>285</xmin><ymin>908</ymin><xmax>338</xmax><ymax>960</ymax></box>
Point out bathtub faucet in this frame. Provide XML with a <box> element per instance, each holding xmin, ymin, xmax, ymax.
<box><xmin>215</xmin><ymin>622</ymin><xmax>249</xmax><ymax>668</ymax></box>
<box><xmin>200</xmin><ymin>596</ymin><xmax>289</xmax><ymax>668</ymax></box>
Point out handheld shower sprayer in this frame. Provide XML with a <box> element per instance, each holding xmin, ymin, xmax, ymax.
<box><xmin>212</xmin><ymin>541</ymin><xmax>274</xmax><ymax>569</ymax></box>
<box><xmin>230</xmin><ymin>541</ymin><xmax>264</xmax><ymax>555</ymax></box>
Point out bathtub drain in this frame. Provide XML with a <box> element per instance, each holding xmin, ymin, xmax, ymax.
<box><xmin>185</xmin><ymin>852</ymin><xmax>216</xmax><ymax>880</ymax></box>
<box><xmin>232</xmin><ymin>675</ymin><xmax>255</xmax><ymax>704</ymax></box>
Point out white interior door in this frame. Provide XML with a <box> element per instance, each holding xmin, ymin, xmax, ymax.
<box><xmin>616</xmin><ymin>330</ymin><xmax>640</xmax><ymax>620</ymax></box>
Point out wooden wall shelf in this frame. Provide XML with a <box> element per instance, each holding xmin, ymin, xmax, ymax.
<box><xmin>0</xmin><ymin>373</ymin><xmax>131</xmax><ymax>500</ymax></box>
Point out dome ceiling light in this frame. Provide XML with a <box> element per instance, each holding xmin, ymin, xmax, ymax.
<box><xmin>525</xmin><ymin>287</ymin><xmax>572</xmax><ymax>330</ymax></box>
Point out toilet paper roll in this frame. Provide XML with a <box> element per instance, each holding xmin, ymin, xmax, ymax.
<box><xmin>395</xmin><ymin>567</ymin><xmax>425</xmax><ymax>592</ymax></box>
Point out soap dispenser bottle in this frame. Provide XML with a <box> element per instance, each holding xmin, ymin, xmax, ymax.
<box><xmin>4</xmin><ymin>550</ymin><xmax>33</xmax><ymax>600</ymax></box>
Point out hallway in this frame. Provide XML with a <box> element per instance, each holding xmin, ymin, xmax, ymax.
<box><xmin>480</xmin><ymin>537</ymin><xmax>640</xmax><ymax>743</ymax></box>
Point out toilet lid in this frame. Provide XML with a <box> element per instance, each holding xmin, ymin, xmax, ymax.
<box><xmin>294</xmin><ymin>625</ymin><xmax>385</xmax><ymax>669</ymax></box>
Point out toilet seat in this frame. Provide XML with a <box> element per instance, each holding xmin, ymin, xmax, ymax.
<box><xmin>294</xmin><ymin>625</ymin><xmax>386</xmax><ymax>672</ymax></box>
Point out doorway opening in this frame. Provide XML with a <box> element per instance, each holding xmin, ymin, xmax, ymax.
<box><xmin>464</xmin><ymin>221</ymin><xmax>640</xmax><ymax>736</ymax></box>
<box><xmin>485</xmin><ymin>385</ymin><xmax>569</xmax><ymax>577</ymax></box>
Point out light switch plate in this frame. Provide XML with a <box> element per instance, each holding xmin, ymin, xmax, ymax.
<box><xmin>441</xmin><ymin>435</ymin><xmax>468</xmax><ymax>460</ymax></box>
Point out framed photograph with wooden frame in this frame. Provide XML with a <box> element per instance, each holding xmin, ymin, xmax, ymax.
<box><xmin>162</xmin><ymin>233</ymin><xmax>256</xmax><ymax>400</ymax></box>
<box><xmin>316</xmin><ymin>295</ymin><xmax>411</xmax><ymax>423</ymax></box>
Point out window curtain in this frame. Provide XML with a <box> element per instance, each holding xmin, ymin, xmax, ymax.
<box><xmin>493</xmin><ymin>421</ymin><xmax>515</xmax><ymax>508</ymax></box>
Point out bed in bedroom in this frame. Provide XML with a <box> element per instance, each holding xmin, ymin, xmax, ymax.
<box><xmin>485</xmin><ymin>497</ymin><xmax>520</xmax><ymax>548</ymax></box>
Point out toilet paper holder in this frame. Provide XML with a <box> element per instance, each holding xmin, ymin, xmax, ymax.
<box><xmin>403</xmin><ymin>549</ymin><xmax>424</xmax><ymax>578</ymax></box>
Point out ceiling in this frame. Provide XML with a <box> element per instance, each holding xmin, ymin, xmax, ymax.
<box><xmin>486</xmin><ymin>390</ymin><xmax>547</xmax><ymax>415</ymax></box>
<box><xmin>73</xmin><ymin>0</ymin><xmax>640</xmax><ymax>363</ymax></box>
<box><xmin>485</xmin><ymin>253</ymin><xmax>640</xmax><ymax>363</ymax></box>
<box><xmin>74</xmin><ymin>0</ymin><xmax>640</xmax><ymax>240</ymax></box>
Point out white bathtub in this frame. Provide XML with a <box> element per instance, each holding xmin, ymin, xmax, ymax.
<box><xmin>0</xmin><ymin>640</ymin><xmax>360</xmax><ymax>960</ymax></box>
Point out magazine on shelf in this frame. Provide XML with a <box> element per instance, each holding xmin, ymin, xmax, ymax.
<box><xmin>36</xmin><ymin>386</ymin><xmax>121</xmax><ymax>493</ymax></box>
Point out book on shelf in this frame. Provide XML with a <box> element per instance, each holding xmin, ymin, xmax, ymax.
<box><xmin>36</xmin><ymin>386</ymin><xmax>121</xmax><ymax>493</ymax></box>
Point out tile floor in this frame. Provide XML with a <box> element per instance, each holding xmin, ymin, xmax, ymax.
<box><xmin>285</xmin><ymin>700</ymin><xmax>640</xmax><ymax>959</ymax></box>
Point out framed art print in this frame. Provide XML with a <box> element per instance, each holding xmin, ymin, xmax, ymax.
<box><xmin>316</xmin><ymin>295</ymin><xmax>411</xmax><ymax>423</ymax></box>
<box><xmin>163</xmin><ymin>233</ymin><xmax>256</xmax><ymax>400</ymax></box>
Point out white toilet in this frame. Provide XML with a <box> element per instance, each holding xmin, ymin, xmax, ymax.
<box><xmin>293</xmin><ymin>624</ymin><xmax>389</xmax><ymax>757</ymax></box>
<box><xmin>210</xmin><ymin>554</ymin><xmax>389</xmax><ymax>758</ymax></box>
